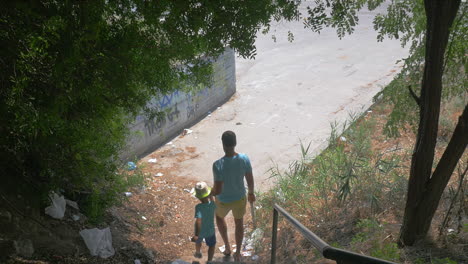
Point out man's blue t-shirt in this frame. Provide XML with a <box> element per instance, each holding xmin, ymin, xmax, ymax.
<box><xmin>213</xmin><ymin>153</ymin><xmax>252</xmax><ymax>203</ymax></box>
<box><xmin>194</xmin><ymin>201</ymin><xmax>216</xmax><ymax>238</ymax></box>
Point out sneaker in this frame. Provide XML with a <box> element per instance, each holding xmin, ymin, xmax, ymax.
<box><xmin>194</xmin><ymin>252</ymin><xmax>202</xmax><ymax>258</ymax></box>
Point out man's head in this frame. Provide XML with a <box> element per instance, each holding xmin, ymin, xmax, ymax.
<box><xmin>222</xmin><ymin>130</ymin><xmax>236</xmax><ymax>147</ymax></box>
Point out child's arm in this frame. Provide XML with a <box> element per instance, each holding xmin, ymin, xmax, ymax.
<box><xmin>191</xmin><ymin>218</ymin><xmax>202</xmax><ymax>242</ymax></box>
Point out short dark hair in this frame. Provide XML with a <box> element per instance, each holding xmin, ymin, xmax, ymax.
<box><xmin>221</xmin><ymin>130</ymin><xmax>236</xmax><ymax>147</ymax></box>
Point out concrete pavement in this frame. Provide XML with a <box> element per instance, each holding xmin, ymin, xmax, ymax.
<box><xmin>144</xmin><ymin>4</ymin><xmax>408</xmax><ymax>191</ymax></box>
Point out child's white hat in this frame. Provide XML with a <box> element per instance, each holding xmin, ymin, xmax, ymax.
<box><xmin>194</xmin><ymin>182</ymin><xmax>211</xmax><ymax>199</ymax></box>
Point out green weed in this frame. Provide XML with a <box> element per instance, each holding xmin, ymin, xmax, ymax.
<box><xmin>83</xmin><ymin>162</ymin><xmax>148</xmax><ymax>223</ymax></box>
<box><xmin>415</xmin><ymin>257</ymin><xmax>458</xmax><ymax>264</ymax></box>
<box><xmin>370</xmin><ymin>242</ymin><xmax>400</xmax><ymax>261</ymax></box>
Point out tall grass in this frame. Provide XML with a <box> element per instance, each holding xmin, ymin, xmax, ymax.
<box><xmin>262</xmin><ymin>111</ymin><xmax>407</xmax><ymax>221</ymax></box>
<box><xmin>255</xmin><ymin>109</ymin><xmax>410</xmax><ymax>263</ymax></box>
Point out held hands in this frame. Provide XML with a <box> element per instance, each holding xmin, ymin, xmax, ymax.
<box><xmin>190</xmin><ymin>236</ymin><xmax>198</xmax><ymax>242</ymax></box>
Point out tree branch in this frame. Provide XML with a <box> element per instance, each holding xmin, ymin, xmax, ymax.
<box><xmin>408</xmin><ymin>85</ymin><xmax>421</xmax><ymax>107</ymax></box>
<box><xmin>429</xmin><ymin>102</ymin><xmax>468</xmax><ymax>190</ymax></box>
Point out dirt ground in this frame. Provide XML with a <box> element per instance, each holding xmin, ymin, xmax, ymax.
<box><xmin>3</xmin><ymin>99</ymin><xmax>465</xmax><ymax>264</ymax></box>
<box><xmin>2</xmin><ymin>138</ymin><xmax>256</xmax><ymax>264</ymax></box>
<box><xmin>107</xmin><ymin>142</ymin><xmax>257</xmax><ymax>263</ymax></box>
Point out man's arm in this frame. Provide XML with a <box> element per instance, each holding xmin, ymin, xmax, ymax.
<box><xmin>245</xmin><ymin>172</ymin><xmax>255</xmax><ymax>202</ymax></box>
<box><xmin>210</xmin><ymin>181</ymin><xmax>223</xmax><ymax>196</ymax></box>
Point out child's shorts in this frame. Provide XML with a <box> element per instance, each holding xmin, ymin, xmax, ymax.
<box><xmin>196</xmin><ymin>234</ymin><xmax>216</xmax><ymax>247</ymax></box>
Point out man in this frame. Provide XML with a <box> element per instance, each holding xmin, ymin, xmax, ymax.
<box><xmin>210</xmin><ymin>130</ymin><xmax>255</xmax><ymax>262</ymax></box>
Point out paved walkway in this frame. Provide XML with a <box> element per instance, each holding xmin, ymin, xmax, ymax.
<box><xmin>145</xmin><ymin>4</ymin><xmax>408</xmax><ymax>191</ymax></box>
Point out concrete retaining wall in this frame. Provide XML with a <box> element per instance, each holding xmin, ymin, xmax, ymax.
<box><xmin>123</xmin><ymin>48</ymin><xmax>236</xmax><ymax>159</ymax></box>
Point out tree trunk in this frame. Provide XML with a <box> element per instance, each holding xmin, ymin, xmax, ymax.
<box><xmin>399</xmin><ymin>0</ymin><xmax>461</xmax><ymax>246</ymax></box>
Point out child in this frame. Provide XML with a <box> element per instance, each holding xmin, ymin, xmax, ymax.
<box><xmin>190</xmin><ymin>182</ymin><xmax>216</xmax><ymax>262</ymax></box>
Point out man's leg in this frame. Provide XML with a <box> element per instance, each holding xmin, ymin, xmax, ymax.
<box><xmin>233</xmin><ymin>217</ymin><xmax>244</xmax><ymax>261</ymax></box>
<box><xmin>216</xmin><ymin>215</ymin><xmax>231</xmax><ymax>254</ymax></box>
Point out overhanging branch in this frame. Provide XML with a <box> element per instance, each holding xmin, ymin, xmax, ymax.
<box><xmin>408</xmin><ymin>85</ymin><xmax>421</xmax><ymax>107</ymax></box>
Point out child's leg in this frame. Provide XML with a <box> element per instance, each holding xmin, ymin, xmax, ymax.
<box><xmin>207</xmin><ymin>245</ymin><xmax>215</xmax><ymax>261</ymax></box>
<box><xmin>205</xmin><ymin>234</ymin><xmax>216</xmax><ymax>261</ymax></box>
<box><xmin>194</xmin><ymin>242</ymin><xmax>202</xmax><ymax>258</ymax></box>
<box><xmin>195</xmin><ymin>242</ymin><xmax>202</xmax><ymax>254</ymax></box>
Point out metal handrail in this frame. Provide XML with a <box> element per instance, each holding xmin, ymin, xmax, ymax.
<box><xmin>271</xmin><ymin>204</ymin><xmax>398</xmax><ymax>264</ymax></box>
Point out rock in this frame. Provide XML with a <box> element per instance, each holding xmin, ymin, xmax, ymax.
<box><xmin>14</xmin><ymin>239</ymin><xmax>34</xmax><ymax>258</ymax></box>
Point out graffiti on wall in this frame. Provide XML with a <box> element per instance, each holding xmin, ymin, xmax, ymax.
<box><xmin>185</xmin><ymin>87</ymin><xmax>210</xmax><ymax>119</ymax></box>
<box><xmin>123</xmin><ymin>48</ymin><xmax>235</xmax><ymax>160</ymax></box>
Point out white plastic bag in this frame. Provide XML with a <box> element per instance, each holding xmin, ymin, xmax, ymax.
<box><xmin>79</xmin><ymin>227</ymin><xmax>115</xmax><ymax>258</ymax></box>
<box><xmin>44</xmin><ymin>192</ymin><xmax>66</xmax><ymax>219</ymax></box>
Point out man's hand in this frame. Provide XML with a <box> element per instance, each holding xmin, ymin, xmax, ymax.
<box><xmin>248</xmin><ymin>193</ymin><xmax>256</xmax><ymax>203</ymax></box>
<box><xmin>191</xmin><ymin>236</ymin><xmax>199</xmax><ymax>242</ymax></box>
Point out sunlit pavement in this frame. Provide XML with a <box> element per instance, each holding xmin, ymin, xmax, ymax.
<box><xmin>145</xmin><ymin>4</ymin><xmax>408</xmax><ymax>191</ymax></box>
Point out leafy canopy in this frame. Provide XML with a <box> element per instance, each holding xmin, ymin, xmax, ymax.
<box><xmin>0</xmin><ymin>0</ymin><xmax>299</xmax><ymax>212</ymax></box>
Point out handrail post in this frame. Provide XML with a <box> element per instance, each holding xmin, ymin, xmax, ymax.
<box><xmin>271</xmin><ymin>208</ymin><xmax>278</xmax><ymax>264</ymax></box>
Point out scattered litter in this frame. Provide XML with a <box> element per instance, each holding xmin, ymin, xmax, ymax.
<box><xmin>242</xmin><ymin>251</ymin><xmax>252</xmax><ymax>256</ymax></box>
<box><xmin>252</xmin><ymin>255</ymin><xmax>260</xmax><ymax>261</ymax></box>
<box><xmin>124</xmin><ymin>192</ymin><xmax>132</xmax><ymax>197</ymax></box>
<box><xmin>45</xmin><ymin>192</ymin><xmax>66</xmax><ymax>219</ymax></box>
<box><xmin>66</xmin><ymin>199</ymin><xmax>79</xmax><ymax>210</ymax></box>
<box><xmin>367</xmin><ymin>110</ymin><xmax>373</xmax><ymax>113</ymax></box>
<box><xmin>181</xmin><ymin>129</ymin><xmax>193</xmax><ymax>136</ymax></box>
<box><xmin>79</xmin><ymin>227</ymin><xmax>115</xmax><ymax>258</ymax></box>
<box><xmin>155</xmin><ymin>173</ymin><xmax>163</xmax><ymax>177</ymax></box>
<box><xmin>127</xmin><ymin>162</ymin><xmax>137</xmax><ymax>170</ymax></box>
<box><xmin>72</xmin><ymin>214</ymin><xmax>81</xmax><ymax>221</ymax></box>
<box><xmin>142</xmin><ymin>216</ymin><xmax>147</xmax><ymax>220</ymax></box>
<box><xmin>190</xmin><ymin>188</ymin><xmax>197</xmax><ymax>197</ymax></box>
<box><xmin>251</xmin><ymin>229</ymin><xmax>264</xmax><ymax>245</ymax></box>
<box><xmin>183</xmin><ymin>189</ymin><xmax>191</xmax><ymax>193</ymax></box>
<box><xmin>236</xmin><ymin>122</ymin><xmax>242</xmax><ymax>125</ymax></box>
<box><xmin>448</xmin><ymin>228</ymin><xmax>455</xmax><ymax>233</ymax></box>
<box><xmin>148</xmin><ymin>158</ymin><xmax>157</xmax><ymax>163</ymax></box>
<box><xmin>166</xmin><ymin>141</ymin><xmax>173</xmax><ymax>145</ymax></box>
<box><xmin>340</xmin><ymin>136</ymin><xmax>347</xmax><ymax>142</ymax></box>
<box><xmin>207</xmin><ymin>114</ymin><xmax>212</xmax><ymax>117</ymax></box>
<box><xmin>134</xmin><ymin>260</ymin><xmax>141</xmax><ymax>264</ymax></box>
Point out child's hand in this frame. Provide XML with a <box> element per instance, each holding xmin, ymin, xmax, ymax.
<box><xmin>190</xmin><ymin>236</ymin><xmax>198</xmax><ymax>242</ymax></box>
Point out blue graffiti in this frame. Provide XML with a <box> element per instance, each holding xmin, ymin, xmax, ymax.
<box><xmin>158</xmin><ymin>90</ymin><xmax>180</xmax><ymax>108</ymax></box>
